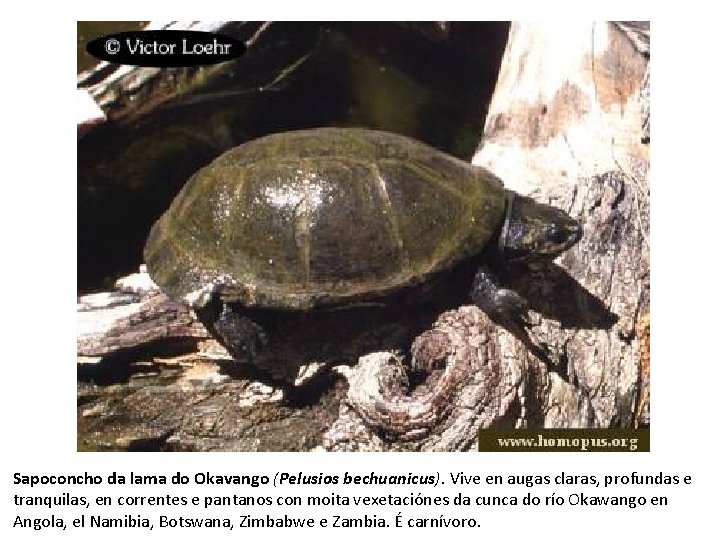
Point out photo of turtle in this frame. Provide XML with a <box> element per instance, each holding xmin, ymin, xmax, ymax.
<box><xmin>77</xmin><ymin>21</ymin><xmax>649</xmax><ymax>451</ymax></box>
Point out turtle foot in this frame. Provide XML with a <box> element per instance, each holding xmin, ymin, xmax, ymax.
<box><xmin>214</xmin><ymin>305</ymin><xmax>268</xmax><ymax>359</ymax></box>
<box><xmin>470</xmin><ymin>266</ymin><xmax>528</xmax><ymax>322</ymax></box>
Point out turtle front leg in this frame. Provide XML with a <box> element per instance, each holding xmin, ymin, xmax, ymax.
<box><xmin>214</xmin><ymin>304</ymin><xmax>268</xmax><ymax>359</ymax></box>
<box><xmin>470</xmin><ymin>265</ymin><xmax>528</xmax><ymax>323</ymax></box>
<box><xmin>195</xmin><ymin>297</ymin><xmax>268</xmax><ymax>360</ymax></box>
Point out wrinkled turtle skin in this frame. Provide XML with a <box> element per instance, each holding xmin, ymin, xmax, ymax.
<box><xmin>144</xmin><ymin>128</ymin><xmax>581</xmax><ymax>373</ymax></box>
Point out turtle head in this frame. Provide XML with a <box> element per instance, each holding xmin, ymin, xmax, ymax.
<box><xmin>500</xmin><ymin>191</ymin><xmax>582</xmax><ymax>262</ymax></box>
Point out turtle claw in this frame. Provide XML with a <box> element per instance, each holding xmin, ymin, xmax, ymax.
<box><xmin>495</xmin><ymin>288</ymin><xmax>530</xmax><ymax>321</ymax></box>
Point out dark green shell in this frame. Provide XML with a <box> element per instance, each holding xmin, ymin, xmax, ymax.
<box><xmin>144</xmin><ymin>128</ymin><xmax>505</xmax><ymax>309</ymax></box>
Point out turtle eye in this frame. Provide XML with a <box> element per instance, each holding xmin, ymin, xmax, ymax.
<box><xmin>546</xmin><ymin>225</ymin><xmax>568</xmax><ymax>244</ymax></box>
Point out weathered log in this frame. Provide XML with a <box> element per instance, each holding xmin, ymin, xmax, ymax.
<box><xmin>474</xmin><ymin>21</ymin><xmax>649</xmax><ymax>429</ymax></box>
<box><xmin>327</xmin><ymin>307</ymin><xmax>596</xmax><ymax>451</ymax></box>
<box><xmin>77</xmin><ymin>267</ymin><xmax>213</xmax><ymax>361</ymax></box>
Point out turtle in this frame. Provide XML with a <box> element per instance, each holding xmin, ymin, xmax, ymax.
<box><xmin>144</xmin><ymin>127</ymin><xmax>581</xmax><ymax>373</ymax></box>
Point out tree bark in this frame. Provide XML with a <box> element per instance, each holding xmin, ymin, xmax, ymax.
<box><xmin>473</xmin><ymin>21</ymin><xmax>649</xmax><ymax>428</ymax></box>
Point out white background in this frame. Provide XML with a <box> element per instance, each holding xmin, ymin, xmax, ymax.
<box><xmin>1</xmin><ymin>2</ymin><xmax>718</xmax><ymax>538</ymax></box>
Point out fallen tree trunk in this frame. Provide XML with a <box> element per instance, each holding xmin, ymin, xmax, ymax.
<box><xmin>77</xmin><ymin>21</ymin><xmax>649</xmax><ymax>451</ymax></box>
<box><xmin>77</xmin><ymin>268</ymin><xmax>211</xmax><ymax>361</ymax></box>
<box><xmin>472</xmin><ymin>20</ymin><xmax>650</xmax><ymax>429</ymax></box>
